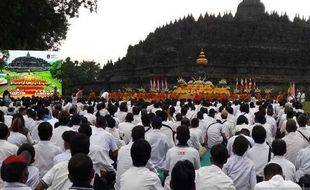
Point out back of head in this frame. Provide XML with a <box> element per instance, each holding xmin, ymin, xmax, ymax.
<box><xmin>87</xmin><ymin>106</ymin><xmax>94</xmax><ymax>114</ymax></box>
<box><xmin>221</xmin><ymin>110</ymin><xmax>228</xmax><ymax>120</ymax></box>
<box><xmin>208</xmin><ymin>109</ymin><xmax>216</xmax><ymax>118</ymax></box>
<box><xmin>286</xmin><ymin>119</ymin><xmax>297</xmax><ymax>133</ymax></box>
<box><xmin>267</xmin><ymin>105</ymin><xmax>274</xmax><ymax>116</ymax></box>
<box><xmin>298</xmin><ymin>113</ymin><xmax>309</xmax><ymax>127</ymax></box>
<box><xmin>197</xmin><ymin>111</ymin><xmax>204</xmax><ymax>120</ymax></box>
<box><xmin>106</xmin><ymin>116</ymin><xmax>116</xmax><ymax>128</ymax></box>
<box><xmin>125</xmin><ymin>113</ymin><xmax>134</xmax><ymax>123</ymax></box>
<box><xmin>58</xmin><ymin>111</ymin><xmax>70</xmax><ymax>126</ymax></box>
<box><xmin>254</xmin><ymin>111</ymin><xmax>266</xmax><ymax>124</ymax></box>
<box><xmin>211</xmin><ymin>144</ymin><xmax>229</xmax><ymax>166</ymax></box>
<box><xmin>190</xmin><ymin>118</ymin><xmax>199</xmax><ymax>128</ymax></box>
<box><xmin>286</xmin><ymin>108</ymin><xmax>295</xmax><ymax>119</ymax></box>
<box><xmin>96</xmin><ymin>115</ymin><xmax>106</xmax><ymax>128</ymax></box>
<box><xmin>130</xmin><ymin>139</ymin><xmax>151</xmax><ymax>167</ymax></box>
<box><xmin>252</xmin><ymin>125</ymin><xmax>266</xmax><ymax>144</ymax></box>
<box><xmin>17</xmin><ymin>144</ymin><xmax>35</xmax><ymax>164</ymax></box>
<box><xmin>70</xmin><ymin>133</ymin><xmax>90</xmax><ymax>156</ymax></box>
<box><xmin>237</xmin><ymin>115</ymin><xmax>248</xmax><ymax>126</ymax></box>
<box><xmin>38</xmin><ymin>122</ymin><xmax>53</xmax><ymax>141</ymax></box>
<box><xmin>264</xmin><ymin>163</ymin><xmax>283</xmax><ymax>180</ymax></box>
<box><xmin>271</xmin><ymin>139</ymin><xmax>286</xmax><ymax>156</ymax></box>
<box><xmin>78</xmin><ymin>124</ymin><xmax>92</xmax><ymax>138</ymax></box>
<box><xmin>176</xmin><ymin>125</ymin><xmax>190</xmax><ymax>145</ymax></box>
<box><xmin>11</xmin><ymin>117</ymin><xmax>23</xmax><ymax>132</ymax></box>
<box><xmin>0</xmin><ymin>123</ymin><xmax>9</xmax><ymax>139</ymax></box>
<box><xmin>70</xmin><ymin>114</ymin><xmax>81</xmax><ymax>126</ymax></box>
<box><xmin>152</xmin><ymin>116</ymin><xmax>162</xmax><ymax>129</ymax></box>
<box><xmin>1</xmin><ymin>155</ymin><xmax>28</xmax><ymax>183</ymax></box>
<box><xmin>131</xmin><ymin>125</ymin><xmax>145</xmax><ymax>142</ymax></box>
<box><xmin>181</xmin><ymin>117</ymin><xmax>190</xmax><ymax>127</ymax></box>
<box><xmin>68</xmin><ymin>153</ymin><xmax>94</xmax><ymax>184</ymax></box>
<box><xmin>233</xmin><ymin>135</ymin><xmax>250</xmax><ymax>156</ymax></box>
<box><xmin>132</xmin><ymin>106</ymin><xmax>140</xmax><ymax>115</ymax></box>
<box><xmin>170</xmin><ymin>160</ymin><xmax>195</xmax><ymax>190</ymax></box>
<box><xmin>141</xmin><ymin>114</ymin><xmax>151</xmax><ymax>126</ymax></box>
<box><xmin>175</xmin><ymin>113</ymin><xmax>182</xmax><ymax>122</ymax></box>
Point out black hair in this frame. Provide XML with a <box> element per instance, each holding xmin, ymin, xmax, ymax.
<box><xmin>208</xmin><ymin>109</ymin><xmax>216</xmax><ymax>118</ymax></box>
<box><xmin>233</xmin><ymin>135</ymin><xmax>250</xmax><ymax>156</ymax></box>
<box><xmin>286</xmin><ymin>119</ymin><xmax>297</xmax><ymax>133</ymax></box>
<box><xmin>152</xmin><ymin>116</ymin><xmax>162</xmax><ymax>129</ymax></box>
<box><xmin>0</xmin><ymin>123</ymin><xmax>9</xmax><ymax>139</ymax></box>
<box><xmin>125</xmin><ymin>113</ymin><xmax>134</xmax><ymax>123</ymax></box>
<box><xmin>197</xmin><ymin>111</ymin><xmax>204</xmax><ymax>120</ymax></box>
<box><xmin>298</xmin><ymin>113</ymin><xmax>309</xmax><ymax>127</ymax></box>
<box><xmin>87</xmin><ymin>106</ymin><xmax>94</xmax><ymax>114</ymax></box>
<box><xmin>1</xmin><ymin>162</ymin><xmax>27</xmax><ymax>183</ymax></box>
<box><xmin>131</xmin><ymin>139</ymin><xmax>151</xmax><ymax>167</ymax></box>
<box><xmin>175</xmin><ymin>113</ymin><xmax>182</xmax><ymax>121</ymax></box>
<box><xmin>132</xmin><ymin>106</ymin><xmax>140</xmax><ymax>115</ymax></box>
<box><xmin>271</xmin><ymin>139</ymin><xmax>286</xmax><ymax>156</ymax></box>
<box><xmin>264</xmin><ymin>163</ymin><xmax>283</xmax><ymax>179</ymax></box>
<box><xmin>0</xmin><ymin>110</ymin><xmax>4</xmax><ymax>123</ymax></box>
<box><xmin>132</xmin><ymin>125</ymin><xmax>145</xmax><ymax>141</ymax></box>
<box><xmin>237</xmin><ymin>115</ymin><xmax>249</xmax><ymax>125</ymax></box>
<box><xmin>252</xmin><ymin>125</ymin><xmax>266</xmax><ymax>144</ymax></box>
<box><xmin>106</xmin><ymin>116</ymin><xmax>116</xmax><ymax>128</ymax></box>
<box><xmin>170</xmin><ymin>160</ymin><xmax>195</xmax><ymax>190</ymax></box>
<box><xmin>38</xmin><ymin>122</ymin><xmax>53</xmax><ymax>140</ymax></box>
<box><xmin>62</xmin><ymin>131</ymin><xmax>78</xmax><ymax>144</ymax></box>
<box><xmin>96</xmin><ymin>115</ymin><xmax>107</xmax><ymax>128</ymax></box>
<box><xmin>58</xmin><ymin>111</ymin><xmax>71</xmax><ymax>126</ymax></box>
<box><xmin>70</xmin><ymin>114</ymin><xmax>81</xmax><ymax>126</ymax></box>
<box><xmin>17</xmin><ymin>144</ymin><xmax>35</xmax><ymax>164</ymax></box>
<box><xmin>70</xmin><ymin>133</ymin><xmax>90</xmax><ymax>156</ymax></box>
<box><xmin>191</xmin><ymin>118</ymin><xmax>199</xmax><ymax>128</ymax></box>
<box><xmin>37</xmin><ymin>108</ymin><xmax>45</xmax><ymax>120</ymax></box>
<box><xmin>254</xmin><ymin>111</ymin><xmax>266</xmax><ymax>124</ymax></box>
<box><xmin>181</xmin><ymin>118</ymin><xmax>190</xmax><ymax>127</ymax></box>
<box><xmin>176</xmin><ymin>125</ymin><xmax>190</xmax><ymax>145</ymax></box>
<box><xmin>211</xmin><ymin>144</ymin><xmax>229</xmax><ymax>165</ymax></box>
<box><xmin>78</xmin><ymin>124</ymin><xmax>92</xmax><ymax>138</ymax></box>
<box><xmin>68</xmin><ymin>153</ymin><xmax>93</xmax><ymax>184</ymax></box>
<box><xmin>141</xmin><ymin>114</ymin><xmax>151</xmax><ymax>127</ymax></box>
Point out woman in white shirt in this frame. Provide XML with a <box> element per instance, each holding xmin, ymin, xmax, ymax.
<box><xmin>8</xmin><ymin>116</ymin><xmax>29</xmax><ymax>147</ymax></box>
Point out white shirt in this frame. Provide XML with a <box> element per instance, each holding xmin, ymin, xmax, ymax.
<box><xmin>0</xmin><ymin>139</ymin><xmax>18</xmax><ymax>163</ymax></box>
<box><xmin>106</xmin><ymin>127</ymin><xmax>124</xmax><ymax>148</ymax></box>
<box><xmin>266</xmin><ymin>115</ymin><xmax>277</xmax><ymax>137</ymax></box>
<box><xmin>1</xmin><ymin>182</ymin><xmax>32</xmax><ymax>190</ymax></box>
<box><xmin>251</xmin><ymin>123</ymin><xmax>273</xmax><ymax>145</ymax></box>
<box><xmin>53</xmin><ymin>150</ymin><xmax>71</xmax><ymax>165</ymax></box>
<box><xmin>295</xmin><ymin>147</ymin><xmax>310</xmax><ymax>181</ymax></box>
<box><xmin>196</xmin><ymin>165</ymin><xmax>235</xmax><ymax>190</ymax></box>
<box><xmin>118</xmin><ymin>122</ymin><xmax>135</xmax><ymax>144</ymax></box>
<box><xmin>146</xmin><ymin>129</ymin><xmax>170</xmax><ymax>170</ymax></box>
<box><xmin>115</xmin><ymin>111</ymin><xmax>127</xmax><ymax>123</ymax></box>
<box><xmin>33</xmin><ymin>141</ymin><xmax>62</xmax><ymax>177</ymax></box>
<box><xmin>42</xmin><ymin>161</ymin><xmax>72</xmax><ymax>190</ymax></box>
<box><xmin>255</xmin><ymin>175</ymin><xmax>301</xmax><ymax>190</ymax></box>
<box><xmin>223</xmin><ymin>155</ymin><xmax>256</xmax><ymax>190</ymax></box>
<box><xmin>90</xmin><ymin>127</ymin><xmax>118</xmax><ymax>152</ymax></box>
<box><xmin>282</xmin><ymin>132</ymin><xmax>307</xmax><ymax>164</ymax></box>
<box><xmin>26</xmin><ymin>166</ymin><xmax>40</xmax><ymax>189</ymax></box>
<box><xmin>7</xmin><ymin>131</ymin><xmax>27</xmax><ymax>147</ymax></box>
<box><xmin>50</xmin><ymin>125</ymin><xmax>74</xmax><ymax>150</ymax></box>
<box><xmin>226</xmin><ymin>134</ymin><xmax>254</xmax><ymax>156</ymax></box>
<box><xmin>269</xmin><ymin>156</ymin><xmax>296</xmax><ymax>182</ymax></box>
<box><xmin>47</xmin><ymin>117</ymin><xmax>58</xmax><ymax>128</ymax></box>
<box><xmin>235</xmin><ymin>124</ymin><xmax>251</xmax><ymax>134</ymax></box>
<box><xmin>189</xmin><ymin>128</ymin><xmax>204</xmax><ymax>150</ymax></box>
<box><xmin>120</xmin><ymin>167</ymin><xmax>163</xmax><ymax>190</ymax></box>
<box><xmin>247</xmin><ymin>143</ymin><xmax>272</xmax><ymax>177</ymax></box>
<box><xmin>297</xmin><ymin>127</ymin><xmax>310</xmax><ymax>145</ymax></box>
<box><xmin>162</xmin><ymin>121</ymin><xmax>177</xmax><ymax>148</ymax></box>
<box><xmin>83</xmin><ymin>113</ymin><xmax>96</xmax><ymax>125</ymax></box>
<box><xmin>206</xmin><ymin>122</ymin><xmax>223</xmax><ymax>148</ymax></box>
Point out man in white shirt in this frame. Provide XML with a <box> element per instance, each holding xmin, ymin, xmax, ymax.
<box><xmin>221</xmin><ymin>110</ymin><xmax>235</xmax><ymax>139</ymax></box>
<box><xmin>53</xmin><ymin>131</ymin><xmax>77</xmax><ymax>164</ymax></box>
<box><xmin>120</xmin><ymin>139</ymin><xmax>163</xmax><ymax>190</ymax></box>
<box><xmin>83</xmin><ymin>106</ymin><xmax>96</xmax><ymax>125</ymax></box>
<box><xmin>226</xmin><ymin>128</ymin><xmax>254</xmax><ymax>156</ymax></box>
<box><xmin>223</xmin><ymin>135</ymin><xmax>256</xmax><ymax>190</ymax></box>
<box><xmin>247</xmin><ymin>125</ymin><xmax>272</xmax><ymax>182</ymax></box>
<box><xmin>266</xmin><ymin>106</ymin><xmax>277</xmax><ymax>137</ymax></box>
<box><xmin>170</xmin><ymin>160</ymin><xmax>195</xmax><ymax>190</ymax></box>
<box><xmin>50</xmin><ymin>111</ymin><xmax>74</xmax><ymax>150</ymax></box>
<box><xmin>0</xmin><ymin>123</ymin><xmax>18</xmax><ymax>163</ymax></box>
<box><xmin>118</xmin><ymin>113</ymin><xmax>135</xmax><ymax>144</ymax></box>
<box><xmin>159</xmin><ymin>111</ymin><xmax>176</xmax><ymax>148</ymax></box>
<box><xmin>295</xmin><ymin>144</ymin><xmax>310</xmax><ymax>184</ymax></box>
<box><xmin>282</xmin><ymin>119</ymin><xmax>307</xmax><ymax>164</ymax></box>
<box><xmin>206</xmin><ymin>120</ymin><xmax>225</xmax><ymax>149</ymax></box>
<box><xmin>189</xmin><ymin>118</ymin><xmax>204</xmax><ymax>152</ymax></box>
<box><xmin>269</xmin><ymin>139</ymin><xmax>296</xmax><ymax>182</ymax></box>
<box><xmin>33</xmin><ymin>122</ymin><xmax>62</xmax><ymax>177</ymax></box>
<box><xmin>255</xmin><ymin>163</ymin><xmax>301</xmax><ymax>190</ymax></box>
<box><xmin>297</xmin><ymin>113</ymin><xmax>310</xmax><ymax>144</ymax></box>
<box><xmin>115</xmin><ymin>102</ymin><xmax>128</xmax><ymax>123</ymax></box>
<box><xmin>146</xmin><ymin>116</ymin><xmax>171</xmax><ymax>170</ymax></box>
<box><xmin>196</xmin><ymin>144</ymin><xmax>235</xmax><ymax>190</ymax></box>
<box><xmin>164</xmin><ymin>126</ymin><xmax>200</xmax><ymax>190</ymax></box>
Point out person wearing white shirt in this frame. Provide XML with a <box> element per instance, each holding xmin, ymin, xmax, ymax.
<box><xmin>83</xmin><ymin>106</ymin><xmax>96</xmax><ymax>125</ymax></box>
<box><xmin>46</xmin><ymin>109</ymin><xmax>59</xmax><ymax>128</ymax></box>
<box><xmin>282</xmin><ymin>119</ymin><xmax>307</xmax><ymax>164</ymax></box>
<box><xmin>170</xmin><ymin>160</ymin><xmax>195</xmax><ymax>190</ymax></box>
<box><xmin>0</xmin><ymin>123</ymin><xmax>18</xmax><ymax>164</ymax></box>
<box><xmin>1</xmin><ymin>155</ymin><xmax>32</xmax><ymax>190</ymax></box>
<box><xmin>50</xmin><ymin>111</ymin><xmax>75</xmax><ymax>151</ymax></box>
<box><xmin>33</xmin><ymin>122</ymin><xmax>62</xmax><ymax>178</ymax></box>
<box><xmin>196</xmin><ymin>111</ymin><xmax>207</xmax><ymax>139</ymax></box>
<box><xmin>226</xmin><ymin>129</ymin><xmax>254</xmax><ymax>156</ymax></box>
<box><xmin>279</xmin><ymin>108</ymin><xmax>295</xmax><ymax>135</ymax></box>
<box><xmin>252</xmin><ymin>111</ymin><xmax>273</xmax><ymax>145</ymax></box>
<box><xmin>269</xmin><ymin>139</ymin><xmax>296</xmax><ymax>182</ymax></box>
<box><xmin>247</xmin><ymin>125</ymin><xmax>272</xmax><ymax>182</ymax></box>
<box><xmin>236</xmin><ymin>103</ymin><xmax>253</xmax><ymax>125</ymax></box>
<box><xmin>132</xmin><ymin>106</ymin><xmax>141</xmax><ymax>125</ymax></box>
<box><xmin>235</xmin><ymin>115</ymin><xmax>251</xmax><ymax>134</ymax></box>
<box><xmin>7</xmin><ymin>117</ymin><xmax>28</xmax><ymax>147</ymax></box>
<box><xmin>53</xmin><ymin>131</ymin><xmax>77</xmax><ymax>165</ymax></box>
<box><xmin>196</xmin><ymin>144</ymin><xmax>235</xmax><ymax>190</ymax></box>
<box><xmin>223</xmin><ymin>135</ymin><xmax>256</xmax><ymax>190</ymax></box>
<box><xmin>115</xmin><ymin>102</ymin><xmax>128</xmax><ymax>123</ymax></box>
<box><xmin>266</xmin><ymin>106</ymin><xmax>277</xmax><ymax>137</ymax></box>
<box><xmin>206</xmin><ymin>120</ymin><xmax>225</xmax><ymax>149</ymax></box>
<box><xmin>189</xmin><ymin>118</ymin><xmax>204</xmax><ymax>152</ymax></box>
<box><xmin>297</xmin><ymin>113</ymin><xmax>310</xmax><ymax>144</ymax></box>
<box><xmin>255</xmin><ymin>163</ymin><xmax>301</xmax><ymax>190</ymax></box>
<box><xmin>295</xmin><ymin>145</ymin><xmax>310</xmax><ymax>184</ymax></box>
<box><xmin>163</xmin><ymin>126</ymin><xmax>200</xmax><ymax>190</ymax></box>
<box><xmin>160</xmin><ymin>111</ymin><xmax>177</xmax><ymax>148</ymax></box>
<box><xmin>145</xmin><ymin>116</ymin><xmax>171</xmax><ymax>170</ymax></box>
<box><xmin>120</xmin><ymin>139</ymin><xmax>163</xmax><ymax>190</ymax></box>
<box><xmin>118</xmin><ymin>113</ymin><xmax>136</xmax><ymax>144</ymax></box>
<box><xmin>221</xmin><ymin>110</ymin><xmax>235</xmax><ymax>139</ymax></box>
<box><xmin>106</xmin><ymin>116</ymin><xmax>125</xmax><ymax>148</ymax></box>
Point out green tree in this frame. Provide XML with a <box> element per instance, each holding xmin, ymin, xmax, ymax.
<box><xmin>50</xmin><ymin>60</ymin><xmax>63</xmax><ymax>79</ymax></box>
<box><xmin>0</xmin><ymin>0</ymin><xmax>97</xmax><ymax>50</ymax></box>
<box><xmin>0</xmin><ymin>50</ymin><xmax>9</xmax><ymax>73</ymax></box>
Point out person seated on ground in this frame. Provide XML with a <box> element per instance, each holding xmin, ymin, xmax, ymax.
<box><xmin>68</xmin><ymin>153</ymin><xmax>94</xmax><ymax>190</ymax></box>
<box><xmin>234</xmin><ymin>115</ymin><xmax>250</xmax><ymax>134</ymax></box>
<box><xmin>170</xmin><ymin>160</ymin><xmax>195</xmax><ymax>190</ymax></box>
<box><xmin>0</xmin><ymin>123</ymin><xmax>18</xmax><ymax>164</ymax></box>
<box><xmin>196</xmin><ymin>144</ymin><xmax>235</xmax><ymax>190</ymax></box>
<box><xmin>118</xmin><ymin>113</ymin><xmax>135</xmax><ymax>144</ymax></box>
<box><xmin>119</xmin><ymin>139</ymin><xmax>163</xmax><ymax>190</ymax></box>
<box><xmin>17</xmin><ymin>144</ymin><xmax>40</xmax><ymax>189</ymax></box>
<box><xmin>105</xmin><ymin>115</ymin><xmax>124</xmax><ymax>148</ymax></box>
<box><xmin>255</xmin><ymin>163</ymin><xmax>301</xmax><ymax>190</ymax></box>
<box><xmin>247</xmin><ymin>125</ymin><xmax>271</xmax><ymax>183</ymax></box>
<box><xmin>1</xmin><ymin>155</ymin><xmax>31</xmax><ymax>190</ymax></box>
<box><xmin>295</xmin><ymin>138</ymin><xmax>310</xmax><ymax>186</ymax></box>
<box><xmin>205</xmin><ymin>114</ymin><xmax>226</xmax><ymax>149</ymax></box>
<box><xmin>33</xmin><ymin>122</ymin><xmax>62</xmax><ymax>178</ymax></box>
<box><xmin>226</xmin><ymin>128</ymin><xmax>254</xmax><ymax>156</ymax></box>
<box><xmin>223</xmin><ymin>135</ymin><xmax>256</xmax><ymax>190</ymax></box>
<box><xmin>163</xmin><ymin>125</ymin><xmax>200</xmax><ymax>190</ymax></box>
<box><xmin>53</xmin><ymin>131</ymin><xmax>78</xmax><ymax>164</ymax></box>
<box><xmin>282</xmin><ymin>119</ymin><xmax>307</xmax><ymax>164</ymax></box>
<box><xmin>269</xmin><ymin>139</ymin><xmax>296</xmax><ymax>182</ymax></box>
<box><xmin>7</xmin><ymin>117</ymin><xmax>28</xmax><ymax>147</ymax></box>
<box><xmin>296</xmin><ymin>113</ymin><xmax>310</xmax><ymax>144</ymax></box>
<box><xmin>189</xmin><ymin>118</ymin><xmax>205</xmax><ymax>154</ymax></box>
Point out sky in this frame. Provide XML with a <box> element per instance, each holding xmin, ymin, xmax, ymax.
<box><xmin>59</xmin><ymin>0</ymin><xmax>310</xmax><ymax>65</ymax></box>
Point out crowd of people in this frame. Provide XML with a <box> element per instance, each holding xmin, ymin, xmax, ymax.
<box><xmin>0</xmin><ymin>94</ymin><xmax>309</xmax><ymax>190</ymax></box>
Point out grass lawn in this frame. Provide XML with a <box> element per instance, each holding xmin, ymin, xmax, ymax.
<box><xmin>305</xmin><ymin>101</ymin><xmax>310</xmax><ymax>113</ymax></box>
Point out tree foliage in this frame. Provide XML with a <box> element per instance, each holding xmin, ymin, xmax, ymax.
<box><xmin>0</xmin><ymin>0</ymin><xmax>98</xmax><ymax>50</ymax></box>
<box><xmin>0</xmin><ymin>50</ymin><xmax>9</xmax><ymax>73</ymax></box>
<box><xmin>50</xmin><ymin>60</ymin><xmax>63</xmax><ymax>79</ymax></box>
